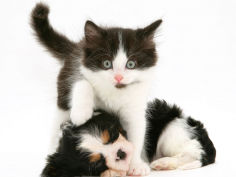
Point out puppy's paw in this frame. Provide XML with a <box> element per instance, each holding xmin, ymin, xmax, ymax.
<box><xmin>128</xmin><ymin>160</ymin><xmax>150</xmax><ymax>176</ymax></box>
<box><xmin>150</xmin><ymin>157</ymin><xmax>178</xmax><ymax>170</ymax></box>
<box><xmin>101</xmin><ymin>169</ymin><xmax>126</xmax><ymax>177</ymax></box>
<box><xmin>178</xmin><ymin>160</ymin><xmax>202</xmax><ymax>170</ymax></box>
<box><xmin>60</xmin><ymin>121</ymin><xmax>73</xmax><ymax>130</ymax></box>
<box><xmin>70</xmin><ymin>107</ymin><xmax>93</xmax><ymax>126</ymax></box>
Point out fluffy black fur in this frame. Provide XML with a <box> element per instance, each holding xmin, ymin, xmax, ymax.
<box><xmin>42</xmin><ymin>149</ymin><xmax>107</xmax><ymax>177</ymax></box>
<box><xmin>145</xmin><ymin>99</ymin><xmax>216</xmax><ymax>166</ymax></box>
<box><xmin>186</xmin><ymin>117</ymin><xmax>216</xmax><ymax>165</ymax></box>
<box><xmin>145</xmin><ymin>99</ymin><xmax>183</xmax><ymax>162</ymax></box>
<box><xmin>31</xmin><ymin>3</ymin><xmax>81</xmax><ymax>110</ymax></box>
<box><xmin>31</xmin><ymin>3</ymin><xmax>79</xmax><ymax>61</ymax></box>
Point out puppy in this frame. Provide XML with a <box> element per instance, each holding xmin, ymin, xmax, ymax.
<box><xmin>41</xmin><ymin>99</ymin><xmax>216</xmax><ymax>176</ymax></box>
<box><xmin>41</xmin><ymin>110</ymin><xmax>133</xmax><ymax>177</ymax></box>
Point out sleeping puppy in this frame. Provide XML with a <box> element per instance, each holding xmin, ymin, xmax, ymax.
<box><xmin>41</xmin><ymin>99</ymin><xmax>216</xmax><ymax>176</ymax></box>
<box><xmin>41</xmin><ymin>110</ymin><xmax>133</xmax><ymax>177</ymax></box>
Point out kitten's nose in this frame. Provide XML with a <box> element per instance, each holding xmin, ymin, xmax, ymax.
<box><xmin>114</xmin><ymin>74</ymin><xmax>123</xmax><ymax>83</ymax></box>
<box><xmin>117</xmin><ymin>149</ymin><xmax>126</xmax><ymax>160</ymax></box>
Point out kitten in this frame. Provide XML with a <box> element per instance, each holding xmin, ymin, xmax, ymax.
<box><xmin>31</xmin><ymin>3</ymin><xmax>162</xmax><ymax>175</ymax></box>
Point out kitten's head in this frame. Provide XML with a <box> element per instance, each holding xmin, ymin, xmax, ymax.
<box><xmin>81</xmin><ymin>20</ymin><xmax>162</xmax><ymax>89</ymax></box>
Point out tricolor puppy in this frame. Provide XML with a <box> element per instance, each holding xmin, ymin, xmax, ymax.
<box><xmin>41</xmin><ymin>99</ymin><xmax>216</xmax><ymax>176</ymax></box>
<box><xmin>41</xmin><ymin>110</ymin><xmax>133</xmax><ymax>177</ymax></box>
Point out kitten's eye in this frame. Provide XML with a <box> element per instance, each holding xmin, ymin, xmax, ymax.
<box><xmin>126</xmin><ymin>60</ymin><xmax>136</xmax><ymax>69</ymax></box>
<box><xmin>103</xmin><ymin>60</ymin><xmax>112</xmax><ymax>69</ymax></box>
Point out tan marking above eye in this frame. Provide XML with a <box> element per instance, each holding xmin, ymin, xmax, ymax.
<box><xmin>116</xmin><ymin>133</ymin><xmax>127</xmax><ymax>142</ymax></box>
<box><xmin>90</xmin><ymin>153</ymin><xmax>101</xmax><ymax>162</ymax></box>
<box><xmin>101</xmin><ymin>129</ymin><xmax>110</xmax><ymax>144</ymax></box>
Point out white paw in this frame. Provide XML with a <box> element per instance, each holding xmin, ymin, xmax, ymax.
<box><xmin>60</xmin><ymin>121</ymin><xmax>73</xmax><ymax>130</ymax></box>
<box><xmin>178</xmin><ymin>160</ymin><xmax>202</xmax><ymax>170</ymax></box>
<box><xmin>150</xmin><ymin>157</ymin><xmax>178</xmax><ymax>170</ymax></box>
<box><xmin>70</xmin><ymin>107</ymin><xmax>93</xmax><ymax>126</ymax></box>
<box><xmin>128</xmin><ymin>160</ymin><xmax>150</xmax><ymax>176</ymax></box>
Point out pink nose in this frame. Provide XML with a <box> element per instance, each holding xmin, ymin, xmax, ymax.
<box><xmin>114</xmin><ymin>74</ymin><xmax>123</xmax><ymax>83</ymax></box>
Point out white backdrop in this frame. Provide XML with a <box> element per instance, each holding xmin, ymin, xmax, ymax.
<box><xmin>0</xmin><ymin>0</ymin><xmax>236</xmax><ymax>176</ymax></box>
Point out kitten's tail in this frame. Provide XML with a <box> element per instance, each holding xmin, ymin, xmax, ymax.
<box><xmin>31</xmin><ymin>3</ymin><xmax>78</xmax><ymax>62</ymax></box>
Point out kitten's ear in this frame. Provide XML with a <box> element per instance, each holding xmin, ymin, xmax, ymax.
<box><xmin>84</xmin><ymin>20</ymin><xmax>103</xmax><ymax>41</ymax></box>
<box><xmin>137</xmin><ymin>19</ymin><xmax>162</xmax><ymax>39</ymax></box>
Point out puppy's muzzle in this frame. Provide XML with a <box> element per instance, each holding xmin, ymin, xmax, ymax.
<box><xmin>105</xmin><ymin>134</ymin><xmax>134</xmax><ymax>171</ymax></box>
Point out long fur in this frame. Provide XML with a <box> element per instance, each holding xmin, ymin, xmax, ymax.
<box><xmin>31</xmin><ymin>3</ymin><xmax>79</xmax><ymax>61</ymax></box>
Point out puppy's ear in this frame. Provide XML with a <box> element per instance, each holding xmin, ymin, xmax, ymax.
<box><xmin>41</xmin><ymin>153</ymin><xmax>67</xmax><ymax>177</ymax></box>
<box><xmin>41</xmin><ymin>163</ymin><xmax>57</xmax><ymax>177</ymax></box>
<box><xmin>136</xmin><ymin>19</ymin><xmax>162</xmax><ymax>40</ymax></box>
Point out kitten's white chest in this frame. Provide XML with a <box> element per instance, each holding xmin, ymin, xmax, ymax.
<box><xmin>93</xmin><ymin>82</ymin><xmax>149</xmax><ymax>113</ymax></box>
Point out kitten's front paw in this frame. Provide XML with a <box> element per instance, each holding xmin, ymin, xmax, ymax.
<box><xmin>128</xmin><ymin>160</ymin><xmax>150</xmax><ymax>176</ymax></box>
<box><xmin>70</xmin><ymin>107</ymin><xmax>93</xmax><ymax>126</ymax></box>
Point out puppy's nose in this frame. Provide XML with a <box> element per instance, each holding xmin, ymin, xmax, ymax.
<box><xmin>117</xmin><ymin>149</ymin><xmax>126</xmax><ymax>160</ymax></box>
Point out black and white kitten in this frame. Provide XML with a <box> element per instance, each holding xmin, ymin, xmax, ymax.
<box><xmin>31</xmin><ymin>3</ymin><xmax>162</xmax><ymax>175</ymax></box>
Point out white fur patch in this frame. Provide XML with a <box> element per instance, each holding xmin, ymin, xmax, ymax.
<box><xmin>156</xmin><ymin>118</ymin><xmax>203</xmax><ymax>159</ymax></box>
<box><xmin>112</xmin><ymin>36</ymin><xmax>127</xmax><ymax>74</ymax></box>
<box><xmin>151</xmin><ymin>118</ymin><xmax>203</xmax><ymax>170</ymax></box>
<box><xmin>70</xmin><ymin>80</ymin><xmax>94</xmax><ymax>125</ymax></box>
<box><xmin>79</xmin><ymin>132</ymin><xmax>104</xmax><ymax>153</ymax></box>
<box><xmin>49</xmin><ymin>108</ymin><xmax>69</xmax><ymax>154</ymax></box>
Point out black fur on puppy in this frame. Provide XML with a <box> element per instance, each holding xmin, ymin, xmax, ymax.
<box><xmin>145</xmin><ymin>99</ymin><xmax>216</xmax><ymax>170</ymax></box>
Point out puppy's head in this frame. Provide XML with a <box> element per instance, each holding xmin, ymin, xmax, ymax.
<box><xmin>75</xmin><ymin>110</ymin><xmax>134</xmax><ymax>172</ymax></box>
<box><xmin>42</xmin><ymin>110</ymin><xmax>133</xmax><ymax>177</ymax></box>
